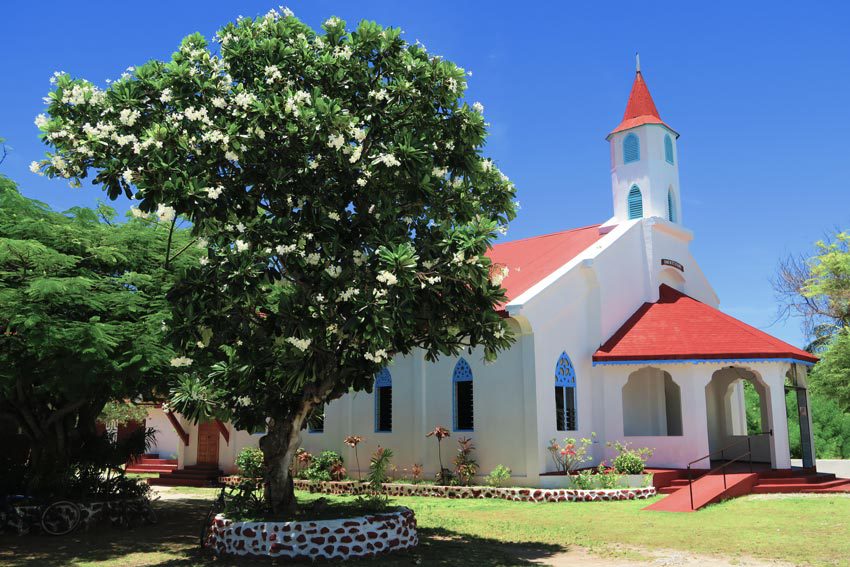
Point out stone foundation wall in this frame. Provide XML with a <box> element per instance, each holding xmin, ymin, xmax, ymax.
<box><xmin>289</xmin><ymin>479</ymin><xmax>656</xmax><ymax>502</ymax></box>
<box><xmin>206</xmin><ymin>507</ymin><xmax>417</xmax><ymax>560</ymax></box>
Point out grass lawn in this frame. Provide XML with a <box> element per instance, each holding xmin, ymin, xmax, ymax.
<box><xmin>0</xmin><ymin>488</ymin><xmax>846</xmax><ymax>566</ymax></box>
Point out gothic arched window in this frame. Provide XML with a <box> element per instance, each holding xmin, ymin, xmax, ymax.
<box><xmin>623</xmin><ymin>133</ymin><xmax>640</xmax><ymax>163</ymax></box>
<box><xmin>555</xmin><ymin>352</ymin><xmax>577</xmax><ymax>431</ymax></box>
<box><xmin>628</xmin><ymin>185</ymin><xmax>643</xmax><ymax>220</ymax></box>
<box><xmin>374</xmin><ymin>368</ymin><xmax>392</xmax><ymax>432</ymax></box>
<box><xmin>453</xmin><ymin>358</ymin><xmax>474</xmax><ymax>431</ymax></box>
<box><xmin>667</xmin><ymin>188</ymin><xmax>677</xmax><ymax>223</ymax></box>
<box><xmin>664</xmin><ymin>134</ymin><xmax>674</xmax><ymax>164</ymax></box>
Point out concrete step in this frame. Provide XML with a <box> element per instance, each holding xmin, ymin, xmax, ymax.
<box><xmin>755</xmin><ymin>473</ymin><xmax>835</xmax><ymax>485</ymax></box>
<box><xmin>134</xmin><ymin>458</ymin><xmax>178</xmax><ymax>465</ymax></box>
<box><xmin>752</xmin><ymin>479</ymin><xmax>850</xmax><ymax>493</ymax></box>
<box><xmin>126</xmin><ymin>465</ymin><xmax>178</xmax><ymax>474</ymax></box>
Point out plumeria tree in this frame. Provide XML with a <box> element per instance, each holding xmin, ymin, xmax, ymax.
<box><xmin>33</xmin><ymin>8</ymin><xmax>516</xmax><ymax>514</ymax></box>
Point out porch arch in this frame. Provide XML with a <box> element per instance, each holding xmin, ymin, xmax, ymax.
<box><xmin>622</xmin><ymin>367</ymin><xmax>683</xmax><ymax>436</ymax></box>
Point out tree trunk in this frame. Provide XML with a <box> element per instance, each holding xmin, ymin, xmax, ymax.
<box><xmin>259</xmin><ymin>402</ymin><xmax>313</xmax><ymax>517</ymax></box>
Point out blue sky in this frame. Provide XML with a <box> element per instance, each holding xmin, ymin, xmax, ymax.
<box><xmin>2</xmin><ymin>1</ymin><xmax>848</xmax><ymax>348</ymax></box>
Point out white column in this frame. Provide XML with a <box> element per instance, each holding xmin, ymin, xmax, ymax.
<box><xmin>520</xmin><ymin>330</ymin><xmax>539</xmax><ymax>485</ymax></box>
<box><xmin>680</xmin><ymin>365</ymin><xmax>712</xmax><ymax>469</ymax></box>
<box><xmin>762</xmin><ymin>365</ymin><xmax>791</xmax><ymax>470</ymax></box>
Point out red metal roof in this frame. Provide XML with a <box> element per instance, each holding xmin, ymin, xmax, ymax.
<box><xmin>486</xmin><ymin>224</ymin><xmax>604</xmax><ymax>310</ymax></box>
<box><xmin>593</xmin><ymin>285</ymin><xmax>818</xmax><ymax>364</ymax></box>
<box><xmin>609</xmin><ymin>71</ymin><xmax>677</xmax><ymax>138</ymax></box>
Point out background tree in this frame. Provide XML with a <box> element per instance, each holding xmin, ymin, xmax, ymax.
<box><xmin>0</xmin><ymin>175</ymin><xmax>198</xmax><ymax>491</ymax></box>
<box><xmin>33</xmin><ymin>8</ymin><xmax>517</xmax><ymax>514</ymax></box>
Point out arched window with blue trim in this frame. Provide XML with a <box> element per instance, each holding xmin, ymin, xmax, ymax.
<box><xmin>667</xmin><ymin>188</ymin><xmax>676</xmax><ymax>223</ymax></box>
<box><xmin>555</xmin><ymin>352</ymin><xmax>577</xmax><ymax>431</ymax></box>
<box><xmin>374</xmin><ymin>368</ymin><xmax>392</xmax><ymax>432</ymax></box>
<box><xmin>627</xmin><ymin>185</ymin><xmax>643</xmax><ymax>220</ymax></box>
<box><xmin>664</xmin><ymin>134</ymin><xmax>674</xmax><ymax>164</ymax></box>
<box><xmin>623</xmin><ymin>133</ymin><xmax>640</xmax><ymax>163</ymax></box>
<box><xmin>453</xmin><ymin>358</ymin><xmax>474</xmax><ymax>431</ymax></box>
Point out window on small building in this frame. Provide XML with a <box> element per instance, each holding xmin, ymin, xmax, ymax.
<box><xmin>628</xmin><ymin>185</ymin><xmax>643</xmax><ymax>219</ymax></box>
<box><xmin>453</xmin><ymin>358</ymin><xmax>474</xmax><ymax>431</ymax></box>
<box><xmin>623</xmin><ymin>133</ymin><xmax>640</xmax><ymax>163</ymax></box>
<box><xmin>555</xmin><ymin>352</ymin><xmax>577</xmax><ymax>431</ymax></box>
<box><xmin>307</xmin><ymin>403</ymin><xmax>325</xmax><ymax>433</ymax></box>
<box><xmin>374</xmin><ymin>368</ymin><xmax>393</xmax><ymax>432</ymax></box>
<box><xmin>664</xmin><ymin>134</ymin><xmax>674</xmax><ymax>164</ymax></box>
<box><xmin>667</xmin><ymin>188</ymin><xmax>676</xmax><ymax>222</ymax></box>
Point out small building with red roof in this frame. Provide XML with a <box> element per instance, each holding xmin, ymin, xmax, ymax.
<box><xmin>188</xmin><ymin>62</ymin><xmax>820</xmax><ymax>484</ymax></box>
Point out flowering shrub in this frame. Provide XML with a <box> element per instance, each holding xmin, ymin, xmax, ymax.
<box><xmin>453</xmin><ymin>437</ymin><xmax>479</xmax><ymax>486</ymax></box>
<box><xmin>235</xmin><ymin>447</ymin><xmax>264</xmax><ymax>479</ymax></box>
<box><xmin>330</xmin><ymin>461</ymin><xmax>347</xmax><ymax>481</ymax></box>
<box><xmin>35</xmin><ymin>6</ymin><xmax>517</xmax><ymax>514</ymax></box>
<box><xmin>293</xmin><ymin>449</ymin><xmax>313</xmax><ymax>479</ymax></box>
<box><xmin>596</xmin><ymin>463</ymin><xmax>621</xmax><ymax>489</ymax></box>
<box><xmin>304</xmin><ymin>451</ymin><xmax>343</xmax><ymax>482</ymax></box>
<box><xmin>411</xmin><ymin>463</ymin><xmax>424</xmax><ymax>484</ymax></box>
<box><xmin>571</xmin><ymin>469</ymin><xmax>594</xmax><ymax>490</ymax></box>
<box><xmin>607</xmin><ymin>441</ymin><xmax>653</xmax><ymax>475</ymax></box>
<box><xmin>548</xmin><ymin>433</ymin><xmax>595</xmax><ymax>473</ymax></box>
<box><xmin>486</xmin><ymin>464</ymin><xmax>511</xmax><ymax>487</ymax></box>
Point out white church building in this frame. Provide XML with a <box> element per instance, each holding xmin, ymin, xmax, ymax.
<box><xmin>146</xmin><ymin>68</ymin><xmax>819</xmax><ymax>485</ymax></box>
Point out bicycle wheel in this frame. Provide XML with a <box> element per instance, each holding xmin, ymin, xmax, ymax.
<box><xmin>41</xmin><ymin>501</ymin><xmax>81</xmax><ymax>536</ymax></box>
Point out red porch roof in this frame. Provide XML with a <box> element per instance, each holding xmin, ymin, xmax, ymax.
<box><xmin>486</xmin><ymin>224</ymin><xmax>604</xmax><ymax>310</ymax></box>
<box><xmin>593</xmin><ymin>285</ymin><xmax>818</xmax><ymax>364</ymax></box>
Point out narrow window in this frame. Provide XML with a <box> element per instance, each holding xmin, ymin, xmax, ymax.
<box><xmin>664</xmin><ymin>134</ymin><xmax>674</xmax><ymax>164</ymax></box>
<box><xmin>453</xmin><ymin>358</ymin><xmax>474</xmax><ymax>431</ymax></box>
<box><xmin>307</xmin><ymin>403</ymin><xmax>325</xmax><ymax>433</ymax></box>
<box><xmin>623</xmin><ymin>133</ymin><xmax>640</xmax><ymax>163</ymax></box>
<box><xmin>374</xmin><ymin>368</ymin><xmax>393</xmax><ymax>432</ymax></box>
<box><xmin>555</xmin><ymin>352</ymin><xmax>577</xmax><ymax>431</ymax></box>
<box><xmin>627</xmin><ymin>185</ymin><xmax>643</xmax><ymax>220</ymax></box>
<box><xmin>667</xmin><ymin>188</ymin><xmax>676</xmax><ymax>222</ymax></box>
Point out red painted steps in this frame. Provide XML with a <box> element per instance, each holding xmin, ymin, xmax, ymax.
<box><xmin>126</xmin><ymin>454</ymin><xmax>179</xmax><ymax>474</ymax></box>
<box><xmin>645</xmin><ymin>472</ymin><xmax>759</xmax><ymax>512</ymax></box>
<box><xmin>147</xmin><ymin>464</ymin><xmax>223</xmax><ymax>487</ymax></box>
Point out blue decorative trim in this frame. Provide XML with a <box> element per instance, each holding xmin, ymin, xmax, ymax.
<box><xmin>623</xmin><ymin>133</ymin><xmax>640</xmax><ymax>163</ymax></box>
<box><xmin>375</xmin><ymin>367</ymin><xmax>392</xmax><ymax>388</ymax></box>
<box><xmin>592</xmin><ymin>357</ymin><xmax>815</xmax><ymax>367</ymax></box>
<box><xmin>555</xmin><ymin>352</ymin><xmax>576</xmax><ymax>387</ymax></box>
<box><xmin>628</xmin><ymin>185</ymin><xmax>643</xmax><ymax>220</ymax></box>
<box><xmin>664</xmin><ymin>134</ymin><xmax>674</xmax><ymax>164</ymax></box>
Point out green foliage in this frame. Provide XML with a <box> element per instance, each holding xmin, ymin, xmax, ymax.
<box><xmin>808</xmin><ymin>327</ymin><xmax>850</xmax><ymax>413</ymax></box>
<box><xmin>485</xmin><ymin>464</ymin><xmax>511</xmax><ymax>487</ymax></box>
<box><xmin>607</xmin><ymin>441</ymin><xmax>653</xmax><ymax>475</ymax></box>
<box><xmin>99</xmin><ymin>401</ymin><xmax>150</xmax><ymax>426</ymax></box>
<box><xmin>235</xmin><ymin>447</ymin><xmax>265</xmax><ymax>478</ymax></box>
<box><xmin>786</xmin><ymin>391</ymin><xmax>850</xmax><ymax>459</ymax></box>
<box><xmin>304</xmin><ymin>450</ymin><xmax>344</xmax><ymax>482</ymax></box>
<box><xmin>596</xmin><ymin>464</ymin><xmax>622</xmax><ymax>489</ymax></box>
<box><xmin>548</xmin><ymin>433</ymin><xmax>595</xmax><ymax>473</ymax></box>
<box><xmin>367</xmin><ymin>447</ymin><xmax>393</xmax><ymax>489</ymax></box>
<box><xmin>0</xmin><ymin>176</ymin><xmax>199</xmax><ymax>494</ymax></box>
<box><xmin>453</xmin><ymin>437</ymin><xmax>479</xmax><ymax>486</ymax></box>
<box><xmin>570</xmin><ymin>469</ymin><xmax>594</xmax><ymax>490</ymax></box>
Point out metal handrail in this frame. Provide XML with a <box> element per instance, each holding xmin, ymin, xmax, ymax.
<box><xmin>686</xmin><ymin>430</ymin><xmax>772</xmax><ymax>510</ymax></box>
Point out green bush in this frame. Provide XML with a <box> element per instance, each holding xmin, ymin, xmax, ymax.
<box><xmin>304</xmin><ymin>450</ymin><xmax>344</xmax><ymax>482</ymax></box>
<box><xmin>597</xmin><ymin>464</ymin><xmax>621</xmax><ymax>489</ymax></box>
<box><xmin>571</xmin><ymin>470</ymin><xmax>594</xmax><ymax>489</ymax></box>
<box><xmin>608</xmin><ymin>441</ymin><xmax>653</xmax><ymax>474</ymax></box>
<box><xmin>235</xmin><ymin>447</ymin><xmax>264</xmax><ymax>479</ymax></box>
<box><xmin>486</xmin><ymin>464</ymin><xmax>512</xmax><ymax>487</ymax></box>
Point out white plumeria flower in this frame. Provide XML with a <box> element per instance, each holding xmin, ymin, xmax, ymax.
<box><xmin>276</xmin><ymin>244</ymin><xmax>296</xmax><ymax>255</ymax></box>
<box><xmin>235</xmin><ymin>222</ymin><xmax>246</xmax><ymax>233</ymax></box>
<box><xmin>29</xmin><ymin>161</ymin><xmax>43</xmax><ymax>175</ymax></box>
<box><xmin>199</xmin><ymin>256</ymin><xmax>210</xmax><ymax>266</ymax></box>
<box><xmin>376</xmin><ymin>271</ymin><xmax>398</xmax><ymax>286</ymax></box>
<box><xmin>122</xmin><ymin>170</ymin><xmax>134</xmax><ymax>184</ymax></box>
<box><xmin>286</xmin><ymin>337</ymin><xmax>312</xmax><ymax>352</ymax></box>
<box><xmin>34</xmin><ymin>114</ymin><xmax>48</xmax><ymax>128</ymax></box>
<box><xmin>325</xmin><ymin>265</ymin><xmax>342</xmax><ymax>278</ymax></box>
<box><xmin>156</xmin><ymin>204</ymin><xmax>176</xmax><ymax>222</ymax></box>
<box><xmin>234</xmin><ymin>240</ymin><xmax>250</xmax><ymax>252</ymax></box>
<box><xmin>472</xmin><ymin>102</ymin><xmax>484</xmax><ymax>114</ymax></box>
<box><xmin>170</xmin><ymin>356</ymin><xmax>193</xmax><ymax>367</ymax></box>
<box><xmin>328</xmin><ymin>212</ymin><xmax>341</xmax><ymax>221</ymax></box>
<box><xmin>205</xmin><ymin>186</ymin><xmax>224</xmax><ymax>200</ymax></box>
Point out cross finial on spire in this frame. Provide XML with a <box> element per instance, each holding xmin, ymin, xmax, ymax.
<box><xmin>636</xmin><ymin>52</ymin><xmax>641</xmax><ymax>73</ymax></box>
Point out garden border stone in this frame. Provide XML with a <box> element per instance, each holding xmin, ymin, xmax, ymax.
<box><xmin>218</xmin><ymin>476</ymin><xmax>656</xmax><ymax>502</ymax></box>
<box><xmin>205</xmin><ymin>507</ymin><xmax>418</xmax><ymax>560</ymax></box>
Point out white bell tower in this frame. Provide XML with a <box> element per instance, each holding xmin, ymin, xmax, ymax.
<box><xmin>607</xmin><ymin>56</ymin><xmax>682</xmax><ymax>225</ymax></box>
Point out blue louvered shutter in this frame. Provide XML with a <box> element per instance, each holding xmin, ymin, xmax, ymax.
<box><xmin>623</xmin><ymin>133</ymin><xmax>640</xmax><ymax>163</ymax></box>
<box><xmin>664</xmin><ymin>134</ymin><xmax>674</xmax><ymax>164</ymax></box>
<box><xmin>667</xmin><ymin>189</ymin><xmax>676</xmax><ymax>222</ymax></box>
<box><xmin>628</xmin><ymin>186</ymin><xmax>643</xmax><ymax>219</ymax></box>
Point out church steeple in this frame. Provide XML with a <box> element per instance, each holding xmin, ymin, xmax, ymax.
<box><xmin>607</xmin><ymin>63</ymin><xmax>682</xmax><ymax>225</ymax></box>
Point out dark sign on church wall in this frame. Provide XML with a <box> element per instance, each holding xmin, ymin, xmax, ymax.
<box><xmin>661</xmin><ymin>259</ymin><xmax>684</xmax><ymax>272</ymax></box>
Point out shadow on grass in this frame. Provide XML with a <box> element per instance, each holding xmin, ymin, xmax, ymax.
<box><xmin>0</xmin><ymin>496</ymin><xmax>566</xmax><ymax>567</ymax></box>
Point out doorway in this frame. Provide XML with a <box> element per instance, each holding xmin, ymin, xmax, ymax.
<box><xmin>197</xmin><ymin>421</ymin><xmax>220</xmax><ymax>465</ymax></box>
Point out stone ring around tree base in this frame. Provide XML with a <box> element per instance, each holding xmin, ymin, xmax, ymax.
<box><xmin>205</xmin><ymin>506</ymin><xmax>418</xmax><ymax>560</ymax></box>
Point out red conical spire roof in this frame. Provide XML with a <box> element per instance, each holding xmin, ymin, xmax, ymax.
<box><xmin>608</xmin><ymin>67</ymin><xmax>677</xmax><ymax>139</ymax></box>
